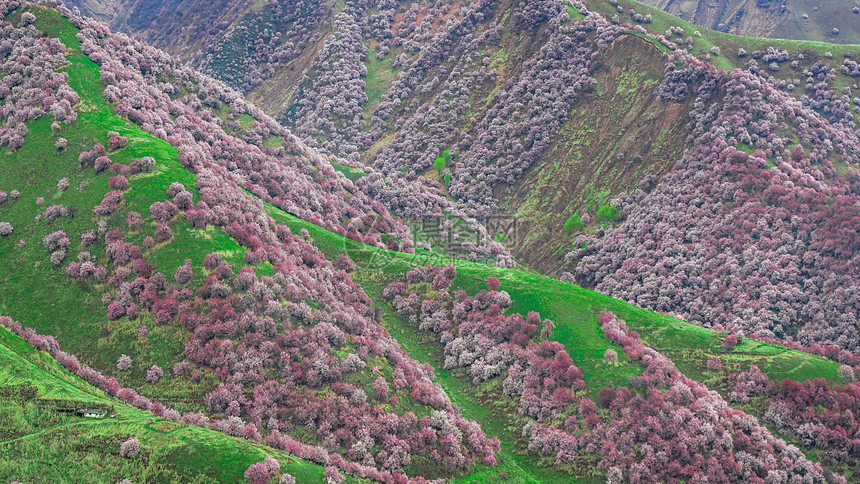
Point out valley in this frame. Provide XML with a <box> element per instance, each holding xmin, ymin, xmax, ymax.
<box><xmin>0</xmin><ymin>0</ymin><xmax>859</xmax><ymax>482</ymax></box>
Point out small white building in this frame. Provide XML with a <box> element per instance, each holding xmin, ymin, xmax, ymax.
<box><xmin>77</xmin><ymin>408</ymin><xmax>107</xmax><ymax>419</ymax></box>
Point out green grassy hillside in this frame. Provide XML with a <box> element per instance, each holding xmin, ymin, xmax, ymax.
<box><xmin>265</xmin><ymin>199</ymin><xmax>847</xmax><ymax>482</ymax></box>
<box><xmin>0</xmin><ymin>325</ymin><xmax>359</xmax><ymax>484</ymax></box>
<box><xmin>0</xmin><ymin>5</ymin><xmax>250</xmax><ymax>411</ymax></box>
<box><xmin>497</xmin><ymin>33</ymin><xmax>690</xmax><ymax>275</ymax></box>
<box><xmin>66</xmin><ymin>0</ymin><xmax>860</xmax><ymax>283</ymax></box>
<box><xmin>267</xmin><ymin>200</ymin><xmax>845</xmax><ymax>389</ymax></box>
<box><xmin>0</xmin><ymin>9</ymin><xmax>347</xmax><ymax>482</ymax></box>
<box><xmin>1</xmin><ymin>3</ymin><xmax>857</xmax><ymax>482</ymax></box>
<box><xmin>490</xmin><ymin>0</ymin><xmax>860</xmax><ymax>272</ymax></box>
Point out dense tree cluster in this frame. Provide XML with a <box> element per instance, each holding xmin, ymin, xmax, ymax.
<box><xmin>373</xmin><ymin>4</ymin><xmax>616</xmax><ymax>218</ymax></box>
<box><xmin>2</xmin><ymin>312</ymin><xmax>390</xmax><ymax>479</ymax></box>
<box><xmin>244</xmin><ymin>456</ymin><xmax>281</xmax><ymax>484</ymax></box>
<box><xmin>62</xmin><ymin>0</ymin><xmax>860</xmax><ymax>315</ymax></box>
<box><xmin>764</xmin><ymin>377</ymin><xmax>860</xmax><ymax>467</ymax></box>
<box><xmin>368</xmin><ymin>0</ymin><xmax>500</xmax><ymax>176</ymax></box>
<box><xmin>65</xmin><ymin>0</ymin><xmax>250</xmax><ymax>66</ymax></box>
<box><xmin>0</xmin><ymin>7</ymin><xmax>77</xmax><ymax>150</ymax></box>
<box><xmin>573</xmin><ymin>313</ymin><xmax>833</xmax><ymax>482</ymax></box>
<box><xmin>0</xmin><ymin>2</ymin><xmax>510</xmax><ymax>481</ymax></box>
<box><xmin>79</xmin><ymin>13</ymin><xmax>419</xmax><ymax>254</ymax></box>
<box><xmin>276</xmin><ymin>0</ymin><xmax>588</xmax><ymax>227</ymax></box>
<box><xmin>449</xmin><ymin>9</ymin><xmax>612</xmax><ymax>215</ymax></box>
<box><xmin>298</xmin><ymin>0</ymin><xmax>508</xmax><ymax>171</ymax></box>
<box><xmin>384</xmin><ymin>266</ymin><xmax>581</xmax><ymax>455</ymax></box>
<box><xmin>203</xmin><ymin>0</ymin><xmax>325</xmax><ymax>93</ymax></box>
<box><xmin>387</xmin><ymin>0</ymin><xmax>503</xmax><ymax>113</ymax></box>
<box><xmin>576</xmin><ymin>53</ymin><xmax>860</xmax><ymax>352</ymax></box>
<box><xmin>356</xmin><ymin>169</ymin><xmax>512</xmax><ymax>264</ymax></box>
<box><xmin>697</xmin><ymin>363</ymin><xmax>860</xmax><ymax>474</ymax></box>
<box><xmin>71</xmin><ymin>178</ymin><xmax>496</xmax><ymax>476</ymax></box>
<box><xmin>291</xmin><ymin>0</ymin><xmax>369</xmax><ymax>162</ymax></box>
<box><xmin>383</xmin><ymin>268</ymin><xmax>830</xmax><ymax>481</ymax></box>
<box><xmin>71</xmin><ymin>0</ymin><xmax>600</xmax><ymax>265</ymax></box>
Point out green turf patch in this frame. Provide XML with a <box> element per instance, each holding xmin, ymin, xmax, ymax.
<box><xmin>0</xmin><ymin>5</ymin><xmax>245</xmax><ymax>410</ymax></box>
<box><xmin>263</xmin><ymin>192</ymin><xmax>845</xmax><ymax>482</ymax></box>
<box><xmin>363</xmin><ymin>43</ymin><xmax>397</xmax><ymax>126</ymax></box>
<box><xmin>0</xmin><ymin>326</ymin><xmax>363</xmax><ymax>484</ymax></box>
